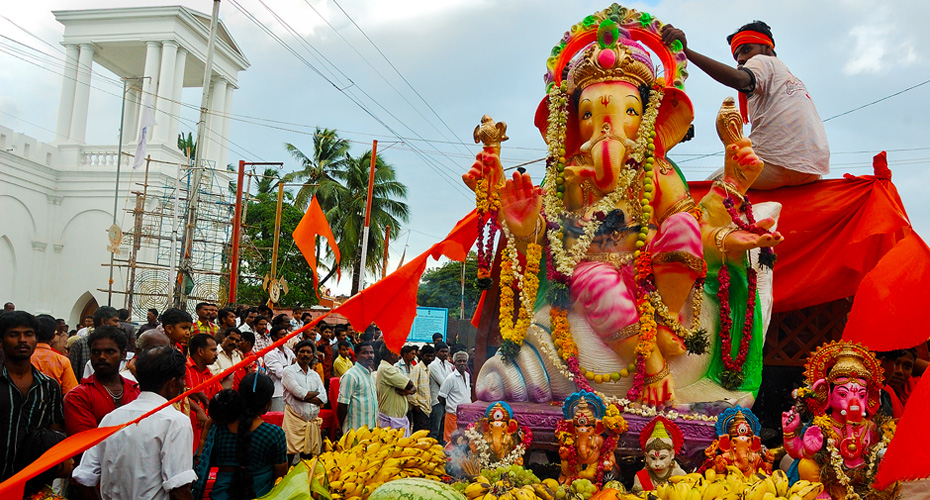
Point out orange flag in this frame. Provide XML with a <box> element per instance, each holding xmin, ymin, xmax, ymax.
<box><xmin>292</xmin><ymin>195</ymin><xmax>340</xmax><ymax>298</ymax></box>
<box><xmin>338</xmin><ymin>210</ymin><xmax>478</xmax><ymax>353</ymax></box>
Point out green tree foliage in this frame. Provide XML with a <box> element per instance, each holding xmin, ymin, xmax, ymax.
<box><xmin>283</xmin><ymin>128</ymin><xmax>350</xmax><ymax>211</ymax></box>
<box><xmin>236</xmin><ymin>168</ymin><xmax>319</xmax><ymax>308</ymax></box>
<box><xmin>285</xmin><ymin>134</ymin><xmax>410</xmax><ymax>295</ymax></box>
<box><xmin>417</xmin><ymin>252</ymin><xmax>481</xmax><ymax>320</ymax></box>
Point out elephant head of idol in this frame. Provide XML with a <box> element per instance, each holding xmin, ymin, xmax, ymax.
<box><xmin>535</xmin><ymin>19</ymin><xmax>694</xmax><ymax>195</ymax></box>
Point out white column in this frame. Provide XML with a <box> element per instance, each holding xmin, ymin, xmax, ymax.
<box><xmin>55</xmin><ymin>44</ymin><xmax>79</xmax><ymax>142</ymax></box>
<box><xmin>138</xmin><ymin>41</ymin><xmax>161</xmax><ymax>139</ymax></box>
<box><xmin>68</xmin><ymin>43</ymin><xmax>95</xmax><ymax>144</ymax></box>
<box><xmin>168</xmin><ymin>47</ymin><xmax>188</xmax><ymax>146</ymax></box>
<box><xmin>205</xmin><ymin>77</ymin><xmax>227</xmax><ymax>167</ymax></box>
<box><xmin>122</xmin><ymin>83</ymin><xmax>141</xmax><ymax>144</ymax></box>
<box><xmin>218</xmin><ymin>85</ymin><xmax>234</xmax><ymax>170</ymax></box>
<box><xmin>153</xmin><ymin>41</ymin><xmax>178</xmax><ymax>144</ymax></box>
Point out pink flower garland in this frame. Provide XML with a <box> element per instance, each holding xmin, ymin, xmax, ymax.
<box><xmin>716</xmin><ymin>262</ymin><xmax>757</xmax><ymax>384</ymax></box>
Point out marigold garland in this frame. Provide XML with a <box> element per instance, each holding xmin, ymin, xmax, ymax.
<box><xmin>475</xmin><ymin>179</ymin><xmax>500</xmax><ymax>289</ymax></box>
<box><xmin>498</xmin><ymin>227</ymin><xmax>542</xmax><ymax>360</ymax></box>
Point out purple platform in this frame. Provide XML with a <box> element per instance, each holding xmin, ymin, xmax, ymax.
<box><xmin>457</xmin><ymin>401</ymin><xmax>718</xmax><ymax>469</ymax></box>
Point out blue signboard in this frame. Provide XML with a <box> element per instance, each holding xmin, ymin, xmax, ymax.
<box><xmin>409</xmin><ymin>306</ymin><xmax>448</xmax><ymax>343</ymax></box>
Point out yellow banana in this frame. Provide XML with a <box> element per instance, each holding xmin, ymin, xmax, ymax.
<box><xmin>743</xmin><ymin>480</ymin><xmax>769</xmax><ymax>500</ymax></box>
<box><xmin>532</xmin><ymin>483</ymin><xmax>555</xmax><ymax>500</ymax></box>
<box><xmin>770</xmin><ymin>469</ymin><xmax>789</xmax><ymax>496</ymax></box>
<box><xmin>465</xmin><ymin>481</ymin><xmax>492</xmax><ymax>499</ymax></box>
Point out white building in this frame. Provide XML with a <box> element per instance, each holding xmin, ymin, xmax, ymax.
<box><xmin>0</xmin><ymin>6</ymin><xmax>248</xmax><ymax>326</ymax></box>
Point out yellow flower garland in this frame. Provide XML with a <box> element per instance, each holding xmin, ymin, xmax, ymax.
<box><xmin>498</xmin><ymin>239</ymin><xmax>542</xmax><ymax>351</ymax></box>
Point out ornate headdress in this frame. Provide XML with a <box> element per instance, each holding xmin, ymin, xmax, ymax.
<box><xmin>484</xmin><ymin>401</ymin><xmax>514</xmax><ymax>421</ymax></box>
<box><xmin>715</xmin><ymin>406</ymin><xmax>761</xmax><ymax>437</ymax></box>
<box><xmin>563</xmin><ymin>390</ymin><xmax>606</xmax><ymax>421</ymax></box>
<box><xmin>804</xmin><ymin>340</ymin><xmax>883</xmax><ymax>416</ymax></box>
<box><xmin>639</xmin><ymin>415</ymin><xmax>684</xmax><ymax>453</ymax></box>
<box><xmin>534</xmin><ymin>4</ymin><xmax>693</xmax><ymax>158</ymax></box>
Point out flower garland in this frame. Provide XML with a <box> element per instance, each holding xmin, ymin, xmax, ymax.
<box><xmin>475</xmin><ymin>179</ymin><xmax>500</xmax><ymax>289</ymax></box>
<box><xmin>723</xmin><ymin>195</ymin><xmax>775</xmax><ymax>270</ymax></box>
<box><xmin>464</xmin><ymin>424</ymin><xmax>533</xmax><ymax>470</ymax></box>
<box><xmin>813</xmin><ymin>415</ymin><xmax>892</xmax><ymax>500</ymax></box>
<box><xmin>497</xmin><ymin>224</ymin><xmax>542</xmax><ymax>360</ymax></box>
<box><xmin>628</xmin><ymin>250</ymin><xmax>657</xmax><ymax>401</ymax></box>
<box><xmin>716</xmin><ymin>262</ymin><xmax>757</xmax><ymax>390</ymax></box>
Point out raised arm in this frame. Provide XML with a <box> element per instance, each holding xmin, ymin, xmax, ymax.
<box><xmin>661</xmin><ymin>25</ymin><xmax>753</xmax><ymax>91</ymax></box>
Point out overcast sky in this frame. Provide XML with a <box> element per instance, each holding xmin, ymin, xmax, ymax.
<box><xmin>3</xmin><ymin>0</ymin><xmax>929</xmax><ymax>296</ymax></box>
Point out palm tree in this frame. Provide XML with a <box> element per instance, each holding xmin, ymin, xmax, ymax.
<box><xmin>177</xmin><ymin>132</ymin><xmax>196</xmax><ymax>162</ymax></box>
<box><xmin>329</xmin><ymin>150</ymin><xmax>409</xmax><ymax>295</ymax></box>
<box><xmin>282</xmin><ymin>128</ymin><xmax>350</xmax><ymax>211</ymax></box>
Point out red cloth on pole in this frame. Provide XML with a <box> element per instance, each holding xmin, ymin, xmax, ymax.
<box><xmin>338</xmin><ymin>210</ymin><xmax>478</xmax><ymax>354</ymax></box>
<box><xmin>874</xmin><ymin>370</ymin><xmax>930</xmax><ymax>489</ymax></box>
<box><xmin>292</xmin><ymin>195</ymin><xmax>341</xmax><ymax>298</ymax></box>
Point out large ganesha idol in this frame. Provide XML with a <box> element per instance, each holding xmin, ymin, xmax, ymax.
<box><xmin>464</xmin><ymin>4</ymin><xmax>784</xmax><ymax>407</ymax></box>
<box><xmin>781</xmin><ymin>341</ymin><xmax>898</xmax><ymax>500</ymax></box>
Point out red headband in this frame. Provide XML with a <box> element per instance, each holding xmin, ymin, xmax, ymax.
<box><xmin>729</xmin><ymin>30</ymin><xmax>774</xmax><ymax>55</ymax></box>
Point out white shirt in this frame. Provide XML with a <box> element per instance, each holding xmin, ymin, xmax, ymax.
<box><xmin>72</xmin><ymin>392</ymin><xmax>196</xmax><ymax>500</ymax></box>
<box><xmin>438</xmin><ymin>369</ymin><xmax>472</xmax><ymax>414</ymax></box>
<box><xmin>282</xmin><ymin>362</ymin><xmax>327</xmax><ymax>420</ymax></box>
<box><xmin>211</xmin><ymin>348</ymin><xmax>243</xmax><ymax>389</ymax></box>
<box><xmin>77</xmin><ymin>327</ymin><xmax>91</xmax><ymax>337</ymax></box>
<box><xmin>263</xmin><ymin>346</ymin><xmax>296</xmax><ymax>398</ymax></box>
<box><xmin>743</xmin><ymin>54</ymin><xmax>830</xmax><ymax>175</ymax></box>
<box><xmin>83</xmin><ymin>352</ymin><xmax>134</xmax><ymax>379</ymax></box>
<box><xmin>428</xmin><ymin>359</ymin><xmax>453</xmax><ymax>407</ymax></box>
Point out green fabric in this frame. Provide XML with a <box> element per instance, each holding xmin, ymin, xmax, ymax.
<box><xmin>702</xmin><ymin>260</ymin><xmax>765</xmax><ymax>396</ymax></box>
<box><xmin>254</xmin><ymin>460</ymin><xmax>330</xmax><ymax>500</ymax></box>
<box><xmin>665</xmin><ymin>157</ymin><xmax>690</xmax><ymax>191</ymax></box>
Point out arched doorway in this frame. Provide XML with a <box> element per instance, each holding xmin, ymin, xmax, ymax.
<box><xmin>70</xmin><ymin>292</ymin><xmax>99</xmax><ymax>331</ymax></box>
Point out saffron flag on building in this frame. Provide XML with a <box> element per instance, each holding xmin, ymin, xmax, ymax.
<box><xmin>133</xmin><ymin>80</ymin><xmax>156</xmax><ymax>170</ymax></box>
<box><xmin>292</xmin><ymin>195</ymin><xmax>340</xmax><ymax>298</ymax></box>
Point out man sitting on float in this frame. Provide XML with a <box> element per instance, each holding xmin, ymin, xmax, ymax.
<box><xmin>661</xmin><ymin>21</ymin><xmax>829</xmax><ymax>189</ymax></box>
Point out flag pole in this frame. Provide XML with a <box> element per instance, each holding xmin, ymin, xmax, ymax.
<box><xmin>107</xmin><ymin>78</ymin><xmax>129</xmax><ymax>306</ymax></box>
<box><xmin>357</xmin><ymin>139</ymin><xmax>377</xmax><ymax>292</ymax></box>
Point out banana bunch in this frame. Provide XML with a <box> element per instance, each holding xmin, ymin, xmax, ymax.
<box><xmin>646</xmin><ymin>468</ymin><xmax>823</xmax><ymax>500</ymax></box>
<box><xmin>316</xmin><ymin>427</ymin><xmax>446</xmax><ymax>500</ymax></box>
<box><xmin>462</xmin><ymin>472</ymin><xmax>559</xmax><ymax>500</ymax></box>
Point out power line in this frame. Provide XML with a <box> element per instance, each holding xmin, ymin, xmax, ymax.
<box><xmin>823</xmin><ymin>78</ymin><xmax>930</xmax><ymax>122</ymax></box>
<box><xmin>329</xmin><ymin>0</ymin><xmax>472</xmax><ymax>156</ymax></box>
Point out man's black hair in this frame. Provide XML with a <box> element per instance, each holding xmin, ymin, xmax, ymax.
<box><xmin>420</xmin><ymin>344</ymin><xmax>435</xmax><ymax>356</ymax></box>
<box><xmin>93</xmin><ymin>306</ymin><xmax>119</xmax><ymax>327</ymax></box>
<box><xmin>334</xmin><ymin>324</ymin><xmax>347</xmax><ymax>333</ymax></box>
<box><xmin>135</xmin><ymin>345</ymin><xmax>186</xmax><ymax>393</ymax></box>
<box><xmin>434</xmin><ymin>341</ymin><xmax>449</xmax><ymax>351</ymax></box>
<box><xmin>378</xmin><ymin>341</ymin><xmax>394</xmax><ymax>361</ymax></box>
<box><xmin>0</xmin><ymin>310</ymin><xmax>39</xmax><ymax>336</ymax></box>
<box><xmin>35</xmin><ymin>314</ymin><xmax>58</xmax><ymax>343</ymax></box>
<box><xmin>88</xmin><ymin>324</ymin><xmax>129</xmax><ymax>352</ymax></box>
<box><xmin>148</xmin><ymin>308</ymin><xmax>159</xmax><ymax>317</ymax></box>
<box><xmin>189</xmin><ymin>333</ymin><xmax>216</xmax><ymax>354</ymax></box>
<box><xmin>727</xmin><ymin>20</ymin><xmax>776</xmax><ymax>48</ymax></box>
<box><xmin>196</xmin><ymin>302</ymin><xmax>213</xmax><ymax>311</ymax></box>
<box><xmin>400</xmin><ymin>344</ymin><xmax>416</xmax><ymax>356</ymax></box>
<box><xmin>272</xmin><ymin>313</ymin><xmax>290</xmax><ymax>327</ymax></box>
<box><xmin>269</xmin><ymin>324</ymin><xmax>289</xmax><ymax>340</ymax></box>
<box><xmin>355</xmin><ymin>341</ymin><xmax>373</xmax><ymax>354</ymax></box>
<box><xmin>432</xmin><ymin>332</ymin><xmax>444</xmax><ymax>341</ymax></box>
<box><xmin>160</xmin><ymin>307</ymin><xmax>193</xmax><ymax>327</ymax></box>
<box><xmin>218</xmin><ymin>308</ymin><xmax>236</xmax><ymax>321</ymax></box>
<box><xmin>337</xmin><ymin>340</ymin><xmax>352</xmax><ymax>351</ymax></box>
<box><xmin>117</xmin><ymin>308</ymin><xmax>131</xmax><ymax>321</ymax></box>
<box><xmin>239</xmin><ymin>330</ymin><xmax>255</xmax><ymax>347</ymax></box>
<box><xmin>294</xmin><ymin>340</ymin><xmax>316</xmax><ymax>354</ymax></box>
<box><xmin>223</xmin><ymin>327</ymin><xmax>242</xmax><ymax>339</ymax></box>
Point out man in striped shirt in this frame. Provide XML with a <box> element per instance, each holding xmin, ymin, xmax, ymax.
<box><xmin>0</xmin><ymin>311</ymin><xmax>65</xmax><ymax>480</ymax></box>
<box><xmin>336</xmin><ymin>342</ymin><xmax>376</xmax><ymax>435</ymax></box>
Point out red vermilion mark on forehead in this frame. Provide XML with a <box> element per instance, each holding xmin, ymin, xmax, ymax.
<box><xmin>600</xmin><ymin>95</ymin><xmax>611</xmax><ymax>107</ymax></box>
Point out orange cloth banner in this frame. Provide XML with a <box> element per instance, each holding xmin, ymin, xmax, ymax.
<box><xmin>292</xmin><ymin>195</ymin><xmax>341</xmax><ymax>298</ymax></box>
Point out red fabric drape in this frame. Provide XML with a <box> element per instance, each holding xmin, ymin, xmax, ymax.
<box><xmin>292</xmin><ymin>195</ymin><xmax>341</xmax><ymax>298</ymax></box>
<box><xmin>338</xmin><ymin>210</ymin><xmax>479</xmax><ymax>353</ymax></box>
<box><xmin>688</xmin><ymin>172</ymin><xmax>912</xmax><ymax>313</ymax></box>
<box><xmin>873</xmin><ymin>370</ymin><xmax>930</xmax><ymax>489</ymax></box>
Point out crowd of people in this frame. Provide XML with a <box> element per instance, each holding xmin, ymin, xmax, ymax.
<box><xmin>0</xmin><ymin>301</ymin><xmax>475</xmax><ymax>500</ymax></box>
